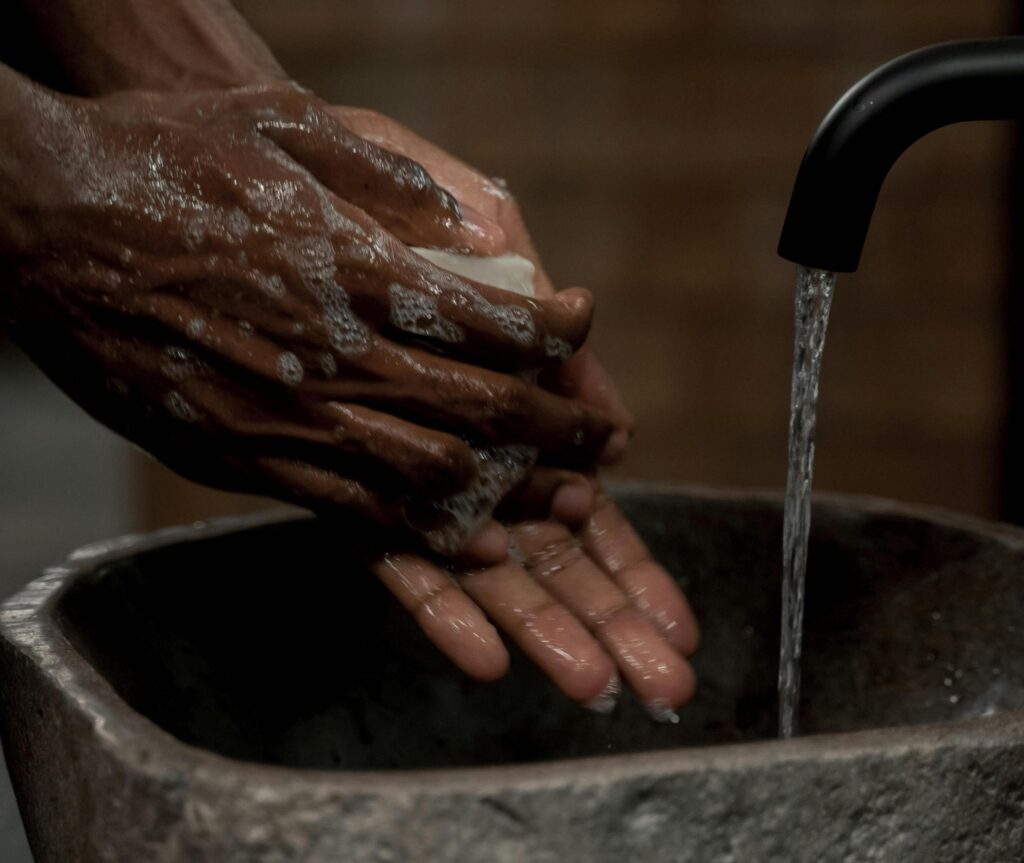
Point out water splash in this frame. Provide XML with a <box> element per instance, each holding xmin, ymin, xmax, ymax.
<box><xmin>780</xmin><ymin>265</ymin><xmax>836</xmax><ymax>738</ymax></box>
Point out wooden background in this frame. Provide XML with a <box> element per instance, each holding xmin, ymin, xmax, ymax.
<box><xmin>140</xmin><ymin>0</ymin><xmax>1013</xmax><ymax>526</ymax></box>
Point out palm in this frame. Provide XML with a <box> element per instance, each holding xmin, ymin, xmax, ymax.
<box><xmin>335</xmin><ymin>107</ymin><xmax>698</xmax><ymax>715</ymax></box>
<box><xmin>373</xmin><ymin>488</ymin><xmax>698</xmax><ymax>715</ymax></box>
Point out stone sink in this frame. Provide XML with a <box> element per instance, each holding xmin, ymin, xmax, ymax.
<box><xmin>2</xmin><ymin>486</ymin><xmax>1024</xmax><ymax>862</ymax></box>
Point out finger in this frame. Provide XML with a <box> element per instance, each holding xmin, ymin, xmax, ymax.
<box><xmin>497</xmin><ymin>468</ymin><xmax>595</xmax><ymax>525</ymax></box>
<box><xmin>371</xmin><ymin>553</ymin><xmax>509</xmax><ymax>681</ymax></box>
<box><xmin>381</xmin><ymin>255</ymin><xmax>596</xmax><ymax>370</ymax></box>
<box><xmin>581</xmin><ymin>490</ymin><xmax>700</xmax><ymax>656</ymax></box>
<box><xmin>543</xmin><ymin>344</ymin><xmax>635</xmax><ymax>465</ymax></box>
<box><xmin>317</xmin><ymin>402</ymin><xmax>479</xmax><ymax>497</ymax></box>
<box><xmin>248</xmin><ymin>455</ymin><xmax>404</xmax><ymax>526</ymax></box>
<box><xmin>179</xmin><ymin>399</ymin><xmax>479</xmax><ymax>500</ymax></box>
<box><xmin>258</xmin><ymin>109</ymin><xmax>487</xmax><ymax>251</ymax></box>
<box><xmin>136</xmin><ymin>325</ymin><xmax>482</xmax><ymax>499</ymax></box>
<box><xmin>511</xmin><ymin>521</ymin><xmax>696</xmax><ymax>717</ymax></box>
<box><xmin>461</xmin><ymin>520</ymin><xmax>510</xmax><ymax>564</ymax></box>
<box><xmin>457</xmin><ymin>560</ymin><xmax>617</xmax><ymax>704</ymax></box>
<box><xmin>322</xmin><ymin>341</ymin><xmax>614</xmax><ymax>462</ymax></box>
<box><xmin>489</xmin><ymin>193</ymin><xmax>557</xmax><ymax>295</ymax></box>
<box><xmin>153</xmin><ymin>443</ymin><xmax>408</xmax><ymax>532</ymax></box>
<box><xmin>329</xmin><ymin>105</ymin><xmax>508</xmax><ymax>254</ymax></box>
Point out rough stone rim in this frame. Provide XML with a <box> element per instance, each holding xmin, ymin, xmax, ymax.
<box><xmin>4</xmin><ymin>483</ymin><xmax>1024</xmax><ymax>797</ymax></box>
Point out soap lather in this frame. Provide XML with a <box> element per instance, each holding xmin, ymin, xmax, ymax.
<box><xmin>408</xmin><ymin>248</ymin><xmax>540</xmax><ymax>556</ymax></box>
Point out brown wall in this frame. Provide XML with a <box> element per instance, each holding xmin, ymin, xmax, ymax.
<box><xmin>140</xmin><ymin>0</ymin><xmax>1013</xmax><ymax>526</ymax></box>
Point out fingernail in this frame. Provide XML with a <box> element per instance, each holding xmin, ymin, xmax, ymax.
<box><xmin>584</xmin><ymin>674</ymin><xmax>620</xmax><ymax>714</ymax></box>
<box><xmin>644</xmin><ymin>698</ymin><xmax>680</xmax><ymax>725</ymax></box>
<box><xmin>555</xmin><ymin>289</ymin><xmax>591</xmax><ymax>316</ymax></box>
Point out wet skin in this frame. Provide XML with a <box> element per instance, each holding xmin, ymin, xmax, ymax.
<box><xmin>2</xmin><ymin>0</ymin><xmax>700</xmax><ymax>715</ymax></box>
<box><xmin>1</xmin><ymin>79</ymin><xmax>610</xmax><ymax>541</ymax></box>
<box><xmin>341</xmin><ymin>113</ymin><xmax>699</xmax><ymax>714</ymax></box>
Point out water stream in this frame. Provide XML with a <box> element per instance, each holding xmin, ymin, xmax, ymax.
<box><xmin>779</xmin><ymin>265</ymin><xmax>836</xmax><ymax>738</ymax></box>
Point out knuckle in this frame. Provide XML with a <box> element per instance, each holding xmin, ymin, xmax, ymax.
<box><xmin>590</xmin><ymin>600</ymin><xmax>641</xmax><ymax>630</ymax></box>
<box><xmin>412</xmin><ymin>580</ymin><xmax>459</xmax><ymax>621</ymax></box>
<box><xmin>502</xmin><ymin>381</ymin><xmax>531</xmax><ymax>424</ymax></box>
<box><xmin>512</xmin><ymin>597</ymin><xmax>564</xmax><ymax>639</ymax></box>
<box><xmin>529</xmin><ymin>535</ymin><xmax>586</xmax><ymax>582</ymax></box>
<box><xmin>427</xmin><ymin>439</ymin><xmax>478</xmax><ymax>490</ymax></box>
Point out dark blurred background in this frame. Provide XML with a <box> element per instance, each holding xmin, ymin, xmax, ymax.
<box><xmin>0</xmin><ymin>0</ymin><xmax>1016</xmax><ymax>857</ymax></box>
<box><xmin>142</xmin><ymin>0</ymin><xmax>1013</xmax><ymax>523</ymax></box>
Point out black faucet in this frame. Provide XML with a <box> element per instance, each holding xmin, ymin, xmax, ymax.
<box><xmin>778</xmin><ymin>37</ymin><xmax>1024</xmax><ymax>273</ymax></box>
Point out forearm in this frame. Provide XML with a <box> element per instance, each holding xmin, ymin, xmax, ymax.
<box><xmin>0</xmin><ymin>65</ymin><xmax>62</xmax><ymax>320</ymax></box>
<box><xmin>10</xmin><ymin>0</ymin><xmax>285</xmax><ymax>95</ymax></box>
<box><xmin>0</xmin><ymin>65</ymin><xmax>59</xmax><ymax>250</ymax></box>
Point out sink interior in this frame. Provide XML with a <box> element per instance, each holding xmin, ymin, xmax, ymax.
<box><xmin>54</xmin><ymin>491</ymin><xmax>1024</xmax><ymax>769</ymax></box>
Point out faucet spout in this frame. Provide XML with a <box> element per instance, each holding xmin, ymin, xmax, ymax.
<box><xmin>778</xmin><ymin>38</ymin><xmax>1024</xmax><ymax>273</ymax></box>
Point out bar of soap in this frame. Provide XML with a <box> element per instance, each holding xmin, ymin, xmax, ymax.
<box><xmin>411</xmin><ymin>248</ymin><xmax>536</xmax><ymax>297</ymax></box>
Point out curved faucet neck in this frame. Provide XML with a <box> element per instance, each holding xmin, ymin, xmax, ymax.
<box><xmin>778</xmin><ymin>37</ymin><xmax>1024</xmax><ymax>273</ymax></box>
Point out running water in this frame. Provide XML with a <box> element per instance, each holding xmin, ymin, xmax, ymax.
<box><xmin>779</xmin><ymin>265</ymin><xmax>836</xmax><ymax>738</ymax></box>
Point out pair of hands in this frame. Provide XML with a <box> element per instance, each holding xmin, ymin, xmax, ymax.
<box><xmin>338</xmin><ymin>106</ymin><xmax>698</xmax><ymax>712</ymax></box>
<box><xmin>0</xmin><ymin>37</ymin><xmax>698</xmax><ymax>715</ymax></box>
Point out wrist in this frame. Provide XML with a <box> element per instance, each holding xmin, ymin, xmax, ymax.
<box><xmin>0</xmin><ymin>68</ymin><xmax>74</xmax><ymax>319</ymax></box>
<box><xmin>21</xmin><ymin>0</ymin><xmax>288</xmax><ymax>95</ymax></box>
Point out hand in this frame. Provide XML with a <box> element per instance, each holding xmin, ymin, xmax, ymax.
<box><xmin>333</xmin><ymin>106</ymin><xmax>635</xmax><ymax>463</ymax></box>
<box><xmin>330</xmin><ymin>110</ymin><xmax>699</xmax><ymax>714</ymax></box>
<box><xmin>372</xmin><ymin>484</ymin><xmax>699</xmax><ymax>718</ymax></box>
<box><xmin>0</xmin><ymin>78</ymin><xmax>615</xmax><ymax>559</ymax></box>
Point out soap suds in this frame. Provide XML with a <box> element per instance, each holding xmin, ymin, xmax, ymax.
<box><xmin>388</xmin><ymin>283</ymin><xmax>464</xmax><ymax>344</ymax></box>
<box><xmin>163</xmin><ymin>391</ymin><xmax>201</xmax><ymax>423</ymax></box>
<box><xmin>544</xmin><ymin>336</ymin><xmax>573</xmax><ymax>360</ymax></box>
<box><xmin>417</xmin><ymin>444</ymin><xmax>538</xmax><ymax>556</ymax></box>
<box><xmin>276</xmin><ymin>351</ymin><xmax>304</xmax><ymax>386</ymax></box>
<box><xmin>319</xmin><ymin>352</ymin><xmax>338</xmax><ymax>378</ymax></box>
<box><xmin>160</xmin><ymin>346</ymin><xmax>210</xmax><ymax>383</ymax></box>
<box><xmin>402</xmin><ymin>249</ymin><xmax>544</xmax><ymax>554</ymax></box>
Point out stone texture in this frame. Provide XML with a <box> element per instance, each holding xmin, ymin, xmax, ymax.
<box><xmin>3</xmin><ymin>486</ymin><xmax>1024</xmax><ymax>861</ymax></box>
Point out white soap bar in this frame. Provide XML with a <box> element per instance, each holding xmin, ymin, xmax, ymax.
<box><xmin>411</xmin><ymin>248</ymin><xmax>536</xmax><ymax>298</ymax></box>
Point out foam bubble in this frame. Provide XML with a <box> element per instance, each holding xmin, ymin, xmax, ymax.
<box><xmin>408</xmin><ymin>250</ymin><xmax>538</xmax><ymax>347</ymax></box>
<box><xmin>321</xmin><ymin>288</ymin><xmax>370</xmax><ymax>354</ymax></box>
<box><xmin>276</xmin><ymin>351</ymin><xmax>305</xmax><ymax>386</ymax></box>
<box><xmin>260</xmin><ymin>273</ymin><xmax>286</xmax><ymax>298</ymax></box>
<box><xmin>182</xmin><ymin>220</ymin><xmax>206</xmax><ymax>252</ymax></box>
<box><xmin>418</xmin><ymin>444</ymin><xmax>537</xmax><ymax>555</ymax></box>
<box><xmin>544</xmin><ymin>336</ymin><xmax>573</xmax><ymax>360</ymax></box>
<box><xmin>319</xmin><ymin>352</ymin><xmax>338</xmax><ymax>378</ymax></box>
<box><xmin>163</xmin><ymin>391</ymin><xmax>201</xmax><ymax>423</ymax></box>
<box><xmin>388</xmin><ymin>283</ymin><xmax>464</xmax><ymax>343</ymax></box>
<box><xmin>288</xmin><ymin>236</ymin><xmax>372</xmax><ymax>356</ymax></box>
<box><xmin>160</xmin><ymin>346</ymin><xmax>210</xmax><ymax>382</ymax></box>
<box><xmin>224</xmin><ymin>207</ymin><xmax>251</xmax><ymax>240</ymax></box>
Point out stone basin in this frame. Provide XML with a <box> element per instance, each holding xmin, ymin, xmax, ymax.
<box><xmin>3</xmin><ymin>485</ymin><xmax>1024</xmax><ymax>862</ymax></box>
